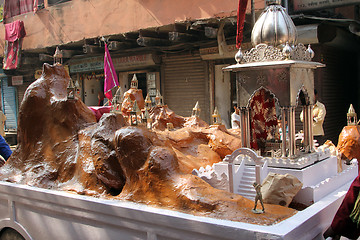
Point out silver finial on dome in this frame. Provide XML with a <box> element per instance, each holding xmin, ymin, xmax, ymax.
<box><xmin>306</xmin><ymin>44</ymin><xmax>315</xmax><ymax>60</ymax></box>
<box><xmin>266</xmin><ymin>0</ymin><xmax>282</xmax><ymax>5</ymax></box>
<box><xmin>282</xmin><ymin>42</ymin><xmax>292</xmax><ymax>60</ymax></box>
<box><xmin>251</xmin><ymin>1</ymin><xmax>297</xmax><ymax>47</ymax></box>
<box><xmin>235</xmin><ymin>48</ymin><xmax>243</xmax><ymax>64</ymax></box>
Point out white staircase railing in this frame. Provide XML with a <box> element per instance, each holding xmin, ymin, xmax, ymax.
<box><xmin>235</xmin><ymin>165</ymin><xmax>256</xmax><ymax>200</ymax></box>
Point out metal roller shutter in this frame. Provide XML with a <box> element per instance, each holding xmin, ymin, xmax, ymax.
<box><xmin>162</xmin><ymin>52</ymin><xmax>208</xmax><ymax>121</ymax></box>
<box><xmin>17</xmin><ymin>83</ymin><xmax>30</xmax><ymax>107</ymax></box>
<box><xmin>1</xmin><ymin>78</ymin><xmax>18</xmax><ymax>131</ymax></box>
<box><xmin>319</xmin><ymin>45</ymin><xmax>357</xmax><ymax>145</ymax></box>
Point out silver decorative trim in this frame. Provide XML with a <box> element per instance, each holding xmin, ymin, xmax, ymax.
<box><xmin>243</xmin><ymin>44</ymin><xmax>284</xmax><ymax>63</ymax></box>
<box><xmin>241</xmin><ymin>43</ymin><xmax>315</xmax><ymax>63</ymax></box>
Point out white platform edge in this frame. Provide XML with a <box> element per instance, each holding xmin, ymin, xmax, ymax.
<box><xmin>0</xmin><ymin>179</ymin><xmax>353</xmax><ymax>240</ymax></box>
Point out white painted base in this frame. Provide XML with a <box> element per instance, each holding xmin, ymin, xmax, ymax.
<box><xmin>203</xmin><ymin>148</ymin><xmax>358</xmax><ymax>206</ymax></box>
<box><xmin>267</xmin><ymin>155</ymin><xmax>338</xmax><ymax>187</ymax></box>
<box><xmin>0</xmin><ymin>180</ymin><xmax>352</xmax><ymax>240</ymax></box>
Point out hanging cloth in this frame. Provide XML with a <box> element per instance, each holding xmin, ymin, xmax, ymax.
<box><xmin>103</xmin><ymin>43</ymin><xmax>119</xmax><ymax>101</ymax></box>
<box><xmin>3</xmin><ymin>20</ymin><xmax>26</xmax><ymax>70</ymax></box>
<box><xmin>249</xmin><ymin>88</ymin><xmax>278</xmax><ymax>151</ymax></box>
<box><xmin>236</xmin><ymin>0</ymin><xmax>248</xmax><ymax>49</ymax></box>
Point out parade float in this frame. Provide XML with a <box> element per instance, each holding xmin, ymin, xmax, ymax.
<box><xmin>0</xmin><ymin>0</ymin><xmax>358</xmax><ymax>239</ymax></box>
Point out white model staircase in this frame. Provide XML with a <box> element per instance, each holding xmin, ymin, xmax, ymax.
<box><xmin>236</xmin><ymin>165</ymin><xmax>256</xmax><ymax>200</ymax></box>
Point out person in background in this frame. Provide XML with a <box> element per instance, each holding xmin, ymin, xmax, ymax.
<box><xmin>98</xmin><ymin>91</ymin><xmax>105</xmax><ymax>106</ymax></box>
<box><xmin>231</xmin><ymin>104</ymin><xmax>240</xmax><ymax>129</ymax></box>
<box><xmin>0</xmin><ymin>109</ymin><xmax>6</xmax><ymax>137</ymax></box>
<box><xmin>300</xmin><ymin>89</ymin><xmax>326</xmax><ymax>145</ymax></box>
<box><xmin>0</xmin><ymin>135</ymin><xmax>12</xmax><ymax>167</ymax></box>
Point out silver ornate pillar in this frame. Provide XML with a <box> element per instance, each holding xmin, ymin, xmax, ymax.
<box><xmin>239</xmin><ymin>108</ymin><xmax>246</xmax><ymax>147</ymax></box>
<box><xmin>302</xmin><ymin>105</ymin><xmax>309</xmax><ymax>152</ymax></box>
<box><xmin>308</xmin><ymin>104</ymin><xmax>314</xmax><ymax>152</ymax></box>
<box><xmin>245</xmin><ymin>108</ymin><xmax>251</xmax><ymax>148</ymax></box>
<box><xmin>288</xmin><ymin>106</ymin><xmax>296</xmax><ymax>158</ymax></box>
<box><xmin>281</xmin><ymin>107</ymin><xmax>287</xmax><ymax>157</ymax></box>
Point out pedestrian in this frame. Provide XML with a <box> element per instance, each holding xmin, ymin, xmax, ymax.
<box><xmin>231</xmin><ymin>104</ymin><xmax>240</xmax><ymax>129</ymax></box>
<box><xmin>300</xmin><ymin>89</ymin><xmax>326</xmax><ymax>145</ymax></box>
<box><xmin>0</xmin><ymin>109</ymin><xmax>6</xmax><ymax>137</ymax></box>
<box><xmin>0</xmin><ymin>135</ymin><xmax>12</xmax><ymax>167</ymax></box>
<box><xmin>98</xmin><ymin>91</ymin><xmax>105</xmax><ymax>106</ymax></box>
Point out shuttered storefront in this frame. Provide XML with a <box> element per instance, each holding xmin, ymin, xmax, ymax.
<box><xmin>162</xmin><ymin>52</ymin><xmax>209</xmax><ymax>121</ymax></box>
<box><xmin>1</xmin><ymin>78</ymin><xmax>18</xmax><ymax>131</ymax></box>
<box><xmin>293</xmin><ymin>44</ymin><xmax>355</xmax><ymax>145</ymax></box>
<box><xmin>319</xmin><ymin>45</ymin><xmax>358</xmax><ymax>144</ymax></box>
<box><xmin>17</xmin><ymin>82</ymin><xmax>31</xmax><ymax>107</ymax></box>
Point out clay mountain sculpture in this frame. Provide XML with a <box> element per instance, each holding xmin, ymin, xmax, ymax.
<box><xmin>0</xmin><ymin>64</ymin><xmax>296</xmax><ymax>224</ymax></box>
<box><xmin>337</xmin><ymin>125</ymin><xmax>360</xmax><ymax>171</ymax></box>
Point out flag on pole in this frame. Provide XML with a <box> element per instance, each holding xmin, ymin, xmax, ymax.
<box><xmin>236</xmin><ymin>0</ymin><xmax>248</xmax><ymax>49</ymax></box>
<box><xmin>104</xmin><ymin>43</ymin><xmax>119</xmax><ymax>100</ymax></box>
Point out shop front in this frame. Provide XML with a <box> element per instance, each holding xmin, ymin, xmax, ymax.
<box><xmin>69</xmin><ymin>53</ymin><xmax>161</xmax><ymax>107</ymax></box>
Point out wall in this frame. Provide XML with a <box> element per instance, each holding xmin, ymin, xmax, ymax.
<box><xmin>0</xmin><ymin>0</ymin><xmax>264</xmax><ymax>55</ymax></box>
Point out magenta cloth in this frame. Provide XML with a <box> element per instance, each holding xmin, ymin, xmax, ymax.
<box><xmin>104</xmin><ymin>44</ymin><xmax>119</xmax><ymax>100</ymax></box>
<box><xmin>3</xmin><ymin>20</ymin><xmax>26</xmax><ymax>70</ymax></box>
<box><xmin>5</xmin><ymin>20</ymin><xmax>26</xmax><ymax>42</ymax></box>
<box><xmin>88</xmin><ymin>106</ymin><xmax>111</xmax><ymax>122</ymax></box>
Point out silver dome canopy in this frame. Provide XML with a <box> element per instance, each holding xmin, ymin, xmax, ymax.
<box><xmin>251</xmin><ymin>0</ymin><xmax>297</xmax><ymax>47</ymax></box>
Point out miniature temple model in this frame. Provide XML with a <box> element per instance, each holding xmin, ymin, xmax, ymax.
<box><xmin>210</xmin><ymin>0</ymin><xmax>359</xmax><ymax>207</ymax></box>
<box><xmin>53</xmin><ymin>46</ymin><xmax>63</xmax><ymax>64</ymax></box>
<box><xmin>130</xmin><ymin>74</ymin><xmax>138</xmax><ymax>89</ymax></box>
<box><xmin>192</xmin><ymin>101</ymin><xmax>201</xmax><ymax>117</ymax></box>
<box><xmin>155</xmin><ymin>90</ymin><xmax>163</xmax><ymax>106</ymax></box>
<box><xmin>225</xmin><ymin>0</ymin><xmax>323</xmax><ymax>159</ymax></box>
<box><xmin>347</xmin><ymin>104</ymin><xmax>357</xmax><ymax>126</ymax></box>
<box><xmin>67</xmin><ymin>78</ymin><xmax>76</xmax><ymax>100</ymax></box>
<box><xmin>212</xmin><ymin>107</ymin><xmax>222</xmax><ymax>125</ymax></box>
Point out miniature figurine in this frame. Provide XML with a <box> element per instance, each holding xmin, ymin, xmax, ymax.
<box><xmin>252</xmin><ymin>182</ymin><xmax>265</xmax><ymax>214</ymax></box>
<box><xmin>166</xmin><ymin>122</ymin><xmax>174</xmax><ymax>131</ymax></box>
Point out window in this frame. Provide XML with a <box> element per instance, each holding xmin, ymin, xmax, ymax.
<box><xmin>3</xmin><ymin>0</ymin><xmax>44</xmax><ymax>19</ymax></box>
<box><xmin>48</xmin><ymin>0</ymin><xmax>71</xmax><ymax>6</ymax></box>
<box><xmin>3</xmin><ymin>0</ymin><xmax>69</xmax><ymax>19</ymax></box>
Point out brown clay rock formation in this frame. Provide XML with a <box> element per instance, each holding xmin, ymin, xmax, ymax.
<box><xmin>337</xmin><ymin>125</ymin><xmax>360</xmax><ymax>170</ymax></box>
<box><xmin>156</xmin><ymin>127</ymin><xmax>221</xmax><ymax>173</ymax></box>
<box><xmin>121</xmin><ymin>88</ymin><xmax>145</xmax><ymax>114</ymax></box>
<box><xmin>0</xmin><ymin>64</ymin><xmax>95</xmax><ymax>188</ymax></box>
<box><xmin>114</xmin><ymin>126</ymin><xmax>296</xmax><ymax>225</ymax></box>
<box><xmin>0</xmin><ymin>64</ymin><xmax>128</xmax><ymax>195</ymax></box>
<box><xmin>184</xmin><ymin>116</ymin><xmax>209</xmax><ymax>128</ymax></box>
<box><xmin>0</xmin><ymin>63</ymin><xmax>296</xmax><ymax>225</ymax></box>
<box><xmin>155</xmin><ymin>125</ymin><xmax>242</xmax><ymax>173</ymax></box>
<box><xmin>150</xmin><ymin>105</ymin><xmax>186</xmax><ymax>130</ymax></box>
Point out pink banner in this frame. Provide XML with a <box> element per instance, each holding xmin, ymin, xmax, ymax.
<box><xmin>104</xmin><ymin>44</ymin><xmax>119</xmax><ymax>100</ymax></box>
